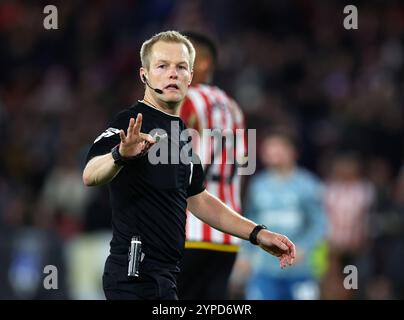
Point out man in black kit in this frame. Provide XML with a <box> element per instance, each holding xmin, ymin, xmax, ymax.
<box><xmin>83</xmin><ymin>30</ymin><xmax>296</xmax><ymax>300</ymax></box>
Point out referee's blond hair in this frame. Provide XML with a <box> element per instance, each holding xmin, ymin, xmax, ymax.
<box><xmin>140</xmin><ymin>30</ymin><xmax>196</xmax><ymax>71</ymax></box>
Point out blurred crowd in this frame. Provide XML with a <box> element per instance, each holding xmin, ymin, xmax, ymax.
<box><xmin>0</xmin><ymin>0</ymin><xmax>403</xmax><ymax>299</ymax></box>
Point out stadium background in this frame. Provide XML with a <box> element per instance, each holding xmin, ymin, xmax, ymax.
<box><xmin>0</xmin><ymin>0</ymin><xmax>403</xmax><ymax>299</ymax></box>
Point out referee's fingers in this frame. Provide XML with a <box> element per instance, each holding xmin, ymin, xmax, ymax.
<box><xmin>140</xmin><ymin>133</ymin><xmax>155</xmax><ymax>144</ymax></box>
<box><xmin>272</xmin><ymin>237</ymin><xmax>289</xmax><ymax>251</ymax></box>
<box><xmin>281</xmin><ymin>235</ymin><xmax>296</xmax><ymax>259</ymax></box>
<box><xmin>288</xmin><ymin>239</ymin><xmax>296</xmax><ymax>259</ymax></box>
<box><xmin>127</xmin><ymin>117</ymin><xmax>135</xmax><ymax>137</ymax></box>
<box><xmin>133</xmin><ymin>113</ymin><xmax>142</xmax><ymax>135</ymax></box>
<box><xmin>119</xmin><ymin>130</ymin><xmax>126</xmax><ymax>143</ymax></box>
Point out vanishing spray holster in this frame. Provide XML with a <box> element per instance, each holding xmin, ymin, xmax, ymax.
<box><xmin>128</xmin><ymin>236</ymin><xmax>142</xmax><ymax>277</ymax></box>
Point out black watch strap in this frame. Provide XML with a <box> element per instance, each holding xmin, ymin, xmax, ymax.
<box><xmin>249</xmin><ymin>224</ymin><xmax>267</xmax><ymax>245</ymax></box>
<box><xmin>111</xmin><ymin>144</ymin><xmax>127</xmax><ymax>166</ymax></box>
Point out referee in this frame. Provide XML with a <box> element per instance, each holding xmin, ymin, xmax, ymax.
<box><xmin>83</xmin><ymin>30</ymin><xmax>296</xmax><ymax>300</ymax></box>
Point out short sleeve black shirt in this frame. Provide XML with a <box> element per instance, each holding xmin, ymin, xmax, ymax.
<box><xmin>85</xmin><ymin>101</ymin><xmax>205</xmax><ymax>264</ymax></box>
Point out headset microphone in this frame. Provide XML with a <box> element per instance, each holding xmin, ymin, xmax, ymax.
<box><xmin>142</xmin><ymin>75</ymin><xmax>163</xmax><ymax>94</ymax></box>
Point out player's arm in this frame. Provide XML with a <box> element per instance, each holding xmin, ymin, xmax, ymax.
<box><xmin>187</xmin><ymin>190</ymin><xmax>296</xmax><ymax>268</ymax></box>
<box><xmin>83</xmin><ymin>114</ymin><xmax>155</xmax><ymax>186</ymax></box>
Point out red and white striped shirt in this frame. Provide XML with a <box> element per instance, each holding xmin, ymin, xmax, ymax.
<box><xmin>324</xmin><ymin>181</ymin><xmax>374</xmax><ymax>252</ymax></box>
<box><xmin>180</xmin><ymin>84</ymin><xmax>246</xmax><ymax>251</ymax></box>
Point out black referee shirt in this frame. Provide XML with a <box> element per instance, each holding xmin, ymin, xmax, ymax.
<box><xmin>85</xmin><ymin>101</ymin><xmax>205</xmax><ymax>264</ymax></box>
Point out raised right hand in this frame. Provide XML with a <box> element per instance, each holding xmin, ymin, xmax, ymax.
<box><xmin>118</xmin><ymin>114</ymin><xmax>156</xmax><ymax>158</ymax></box>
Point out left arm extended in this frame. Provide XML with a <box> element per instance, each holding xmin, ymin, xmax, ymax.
<box><xmin>187</xmin><ymin>190</ymin><xmax>296</xmax><ymax>268</ymax></box>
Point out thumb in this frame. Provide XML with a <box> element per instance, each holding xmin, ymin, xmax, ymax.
<box><xmin>140</xmin><ymin>133</ymin><xmax>156</xmax><ymax>144</ymax></box>
<box><xmin>273</xmin><ymin>238</ymin><xmax>289</xmax><ymax>251</ymax></box>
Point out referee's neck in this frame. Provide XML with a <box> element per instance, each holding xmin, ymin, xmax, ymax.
<box><xmin>142</xmin><ymin>93</ymin><xmax>181</xmax><ymax>116</ymax></box>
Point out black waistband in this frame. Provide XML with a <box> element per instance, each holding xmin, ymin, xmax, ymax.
<box><xmin>107</xmin><ymin>252</ymin><xmax>179</xmax><ymax>271</ymax></box>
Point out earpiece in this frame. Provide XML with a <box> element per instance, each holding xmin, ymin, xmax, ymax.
<box><xmin>142</xmin><ymin>74</ymin><xmax>163</xmax><ymax>94</ymax></box>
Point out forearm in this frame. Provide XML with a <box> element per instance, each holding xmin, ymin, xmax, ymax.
<box><xmin>188</xmin><ymin>191</ymin><xmax>296</xmax><ymax>268</ymax></box>
<box><xmin>82</xmin><ymin>153</ymin><xmax>122</xmax><ymax>186</ymax></box>
<box><xmin>188</xmin><ymin>191</ymin><xmax>256</xmax><ymax>240</ymax></box>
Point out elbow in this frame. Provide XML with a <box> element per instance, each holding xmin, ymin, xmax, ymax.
<box><xmin>82</xmin><ymin>169</ymin><xmax>94</xmax><ymax>187</ymax></box>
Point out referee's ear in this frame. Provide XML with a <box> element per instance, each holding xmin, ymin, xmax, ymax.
<box><xmin>139</xmin><ymin>68</ymin><xmax>147</xmax><ymax>84</ymax></box>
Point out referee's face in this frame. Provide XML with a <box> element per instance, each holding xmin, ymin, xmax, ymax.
<box><xmin>144</xmin><ymin>41</ymin><xmax>193</xmax><ymax>105</ymax></box>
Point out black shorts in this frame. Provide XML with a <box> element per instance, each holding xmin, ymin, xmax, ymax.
<box><xmin>103</xmin><ymin>253</ymin><xmax>180</xmax><ymax>300</ymax></box>
<box><xmin>177</xmin><ymin>249</ymin><xmax>237</xmax><ymax>300</ymax></box>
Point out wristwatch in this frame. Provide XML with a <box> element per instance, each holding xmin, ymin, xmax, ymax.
<box><xmin>249</xmin><ymin>224</ymin><xmax>267</xmax><ymax>245</ymax></box>
<box><xmin>111</xmin><ymin>144</ymin><xmax>127</xmax><ymax>166</ymax></box>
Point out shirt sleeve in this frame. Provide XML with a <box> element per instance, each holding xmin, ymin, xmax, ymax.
<box><xmin>186</xmin><ymin>153</ymin><xmax>206</xmax><ymax>198</ymax></box>
<box><xmin>85</xmin><ymin>110</ymin><xmax>130</xmax><ymax>164</ymax></box>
